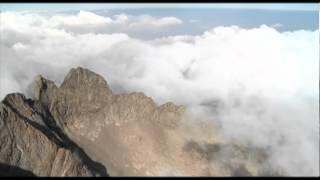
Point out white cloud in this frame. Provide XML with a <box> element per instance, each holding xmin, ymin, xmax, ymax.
<box><xmin>271</xmin><ymin>23</ymin><xmax>284</xmax><ymax>29</ymax></box>
<box><xmin>153</xmin><ymin>16</ymin><xmax>183</xmax><ymax>26</ymax></box>
<box><xmin>0</xmin><ymin>11</ymin><xmax>318</xmax><ymax>176</ymax></box>
<box><xmin>123</xmin><ymin>15</ymin><xmax>183</xmax><ymax>31</ymax></box>
<box><xmin>50</xmin><ymin>10</ymin><xmax>113</xmax><ymax>27</ymax></box>
<box><xmin>113</xmin><ymin>13</ymin><xmax>129</xmax><ymax>24</ymax></box>
<box><xmin>0</xmin><ymin>11</ymin><xmax>183</xmax><ymax>36</ymax></box>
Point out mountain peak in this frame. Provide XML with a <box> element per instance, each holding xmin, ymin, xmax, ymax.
<box><xmin>32</xmin><ymin>74</ymin><xmax>58</xmax><ymax>101</ymax></box>
<box><xmin>0</xmin><ymin>67</ymin><xmax>280</xmax><ymax>177</ymax></box>
<box><xmin>60</xmin><ymin>67</ymin><xmax>112</xmax><ymax>96</ymax></box>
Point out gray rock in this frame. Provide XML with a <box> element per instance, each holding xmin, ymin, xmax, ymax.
<box><xmin>0</xmin><ymin>93</ymin><xmax>108</xmax><ymax>176</ymax></box>
<box><xmin>0</xmin><ymin>67</ymin><xmax>283</xmax><ymax>176</ymax></box>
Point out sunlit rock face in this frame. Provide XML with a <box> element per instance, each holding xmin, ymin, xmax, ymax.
<box><xmin>0</xmin><ymin>67</ymin><xmax>282</xmax><ymax>176</ymax></box>
<box><xmin>0</xmin><ymin>93</ymin><xmax>107</xmax><ymax>176</ymax></box>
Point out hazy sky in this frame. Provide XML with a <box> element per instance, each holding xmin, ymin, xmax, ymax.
<box><xmin>0</xmin><ymin>3</ymin><xmax>318</xmax><ymax>39</ymax></box>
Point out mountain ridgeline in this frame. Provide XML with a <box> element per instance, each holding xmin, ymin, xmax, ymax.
<box><xmin>0</xmin><ymin>67</ymin><xmax>283</xmax><ymax>176</ymax></box>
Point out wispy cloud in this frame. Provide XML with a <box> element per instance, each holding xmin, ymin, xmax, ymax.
<box><xmin>0</xmin><ymin>11</ymin><xmax>183</xmax><ymax>36</ymax></box>
<box><xmin>271</xmin><ymin>23</ymin><xmax>284</xmax><ymax>29</ymax></box>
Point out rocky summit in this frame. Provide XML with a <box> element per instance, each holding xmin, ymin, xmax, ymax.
<box><xmin>0</xmin><ymin>67</ymin><xmax>282</xmax><ymax>177</ymax></box>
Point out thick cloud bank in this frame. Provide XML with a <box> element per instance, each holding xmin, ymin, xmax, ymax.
<box><xmin>0</xmin><ymin>11</ymin><xmax>318</xmax><ymax>176</ymax></box>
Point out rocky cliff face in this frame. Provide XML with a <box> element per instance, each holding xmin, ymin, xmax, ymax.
<box><xmin>0</xmin><ymin>67</ymin><xmax>282</xmax><ymax>176</ymax></box>
<box><xmin>0</xmin><ymin>92</ymin><xmax>107</xmax><ymax>176</ymax></box>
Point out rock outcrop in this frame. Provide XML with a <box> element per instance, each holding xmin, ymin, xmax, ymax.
<box><xmin>0</xmin><ymin>67</ymin><xmax>282</xmax><ymax>176</ymax></box>
<box><xmin>0</xmin><ymin>93</ymin><xmax>107</xmax><ymax>176</ymax></box>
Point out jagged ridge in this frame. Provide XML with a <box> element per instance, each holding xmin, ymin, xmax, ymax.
<box><xmin>0</xmin><ymin>67</ymin><xmax>282</xmax><ymax>176</ymax></box>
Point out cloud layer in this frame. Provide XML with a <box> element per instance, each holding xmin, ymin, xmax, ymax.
<box><xmin>0</xmin><ymin>11</ymin><xmax>183</xmax><ymax>36</ymax></box>
<box><xmin>0</xmin><ymin>11</ymin><xmax>318</xmax><ymax>176</ymax></box>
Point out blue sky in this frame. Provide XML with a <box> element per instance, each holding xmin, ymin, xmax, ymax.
<box><xmin>0</xmin><ymin>3</ymin><xmax>319</xmax><ymax>12</ymax></box>
<box><xmin>0</xmin><ymin>3</ymin><xmax>318</xmax><ymax>39</ymax></box>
